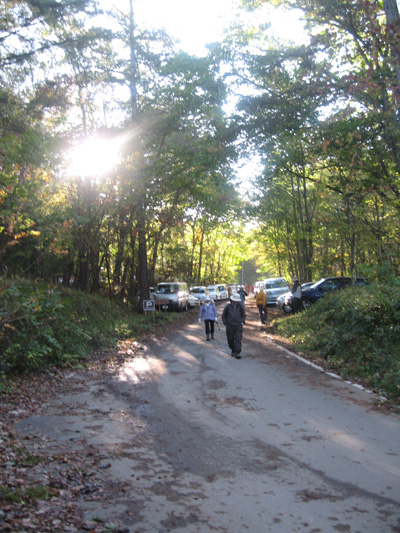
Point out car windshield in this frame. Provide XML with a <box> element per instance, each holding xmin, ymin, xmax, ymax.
<box><xmin>265</xmin><ymin>280</ymin><xmax>287</xmax><ymax>289</ymax></box>
<box><xmin>190</xmin><ymin>287</ymin><xmax>204</xmax><ymax>294</ymax></box>
<box><xmin>156</xmin><ymin>284</ymin><xmax>178</xmax><ymax>294</ymax></box>
<box><xmin>321</xmin><ymin>280</ymin><xmax>340</xmax><ymax>290</ymax></box>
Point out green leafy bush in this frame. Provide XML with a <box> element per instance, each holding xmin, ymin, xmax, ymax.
<box><xmin>0</xmin><ymin>278</ymin><xmax>177</xmax><ymax>385</ymax></box>
<box><xmin>0</xmin><ymin>279</ymin><xmax>90</xmax><ymax>376</ymax></box>
<box><xmin>275</xmin><ymin>280</ymin><xmax>400</xmax><ymax>399</ymax></box>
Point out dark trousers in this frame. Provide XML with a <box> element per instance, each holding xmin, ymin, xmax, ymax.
<box><xmin>225</xmin><ymin>324</ymin><xmax>243</xmax><ymax>354</ymax></box>
<box><xmin>257</xmin><ymin>304</ymin><xmax>267</xmax><ymax>323</ymax></box>
<box><xmin>205</xmin><ymin>319</ymin><xmax>215</xmax><ymax>335</ymax></box>
<box><xmin>292</xmin><ymin>298</ymin><xmax>302</xmax><ymax>313</ymax></box>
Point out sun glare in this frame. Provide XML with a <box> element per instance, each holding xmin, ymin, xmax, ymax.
<box><xmin>67</xmin><ymin>137</ymin><xmax>123</xmax><ymax>178</ymax></box>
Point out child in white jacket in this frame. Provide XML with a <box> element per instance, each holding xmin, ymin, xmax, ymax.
<box><xmin>199</xmin><ymin>295</ymin><xmax>218</xmax><ymax>341</ymax></box>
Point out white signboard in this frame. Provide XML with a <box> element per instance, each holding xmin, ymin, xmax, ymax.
<box><xmin>143</xmin><ymin>300</ymin><xmax>155</xmax><ymax>311</ymax></box>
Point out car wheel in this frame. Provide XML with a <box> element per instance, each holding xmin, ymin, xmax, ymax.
<box><xmin>302</xmin><ymin>299</ymin><xmax>312</xmax><ymax>310</ymax></box>
<box><xmin>179</xmin><ymin>300</ymin><xmax>188</xmax><ymax>312</ymax></box>
<box><xmin>282</xmin><ymin>303</ymin><xmax>293</xmax><ymax>314</ymax></box>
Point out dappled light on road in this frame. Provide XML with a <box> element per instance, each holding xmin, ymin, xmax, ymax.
<box><xmin>117</xmin><ymin>356</ymin><xmax>164</xmax><ymax>384</ymax></box>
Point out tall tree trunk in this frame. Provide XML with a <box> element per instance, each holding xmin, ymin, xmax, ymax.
<box><xmin>129</xmin><ymin>0</ymin><xmax>149</xmax><ymax>304</ymax></box>
<box><xmin>189</xmin><ymin>221</ymin><xmax>198</xmax><ymax>283</ymax></box>
<box><xmin>150</xmin><ymin>229</ymin><xmax>163</xmax><ymax>286</ymax></box>
<box><xmin>113</xmin><ymin>220</ymin><xmax>129</xmax><ymax>293</ymax></box>
<box><xmin>128</xmin><ymin>231</ymin><xmax>137</xmax><ymax>307</ymax></box>
<box><xmin>197</xmin><ymin>228</ymin><xmax>204</xmax><ymax>284</ymax></box>
<box><xmin>290</xmin><ymin>175</ymin><xmax>302</xmax><ymax>279</ymax></box>
<box><xmin>384</xmin><ymin>0</ymin><xmax>400</xmax><ymax>26</ymax></box>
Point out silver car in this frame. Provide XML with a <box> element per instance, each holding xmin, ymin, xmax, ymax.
<box><xmin>207</xmin><ymin>285</ymin><xmax>221</xmax><ymax>301</ymax></box>
<box><xmin>217</xmin><ymin>284</ymin><xmax>228</xmax><ymax>299</ymax></box>
<box><xmin>189</xmin><ymin>286</ymin><xmax>209</xmax><ymax>306</ymax></box>
<box><xmin>263</xmin><ymin>277</ymin><xmax>290</xmax><ymax>305</ymax></box>
<box><xmin>154</xmin><ymin>282</ymin><xmax>189</xmax><ymax>311</ymax></box>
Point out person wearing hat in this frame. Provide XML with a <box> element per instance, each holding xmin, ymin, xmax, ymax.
<box><xmin>221</xmin><ymin>292</ymin><xmax>246</xmax><ymax>359</ymax></box>
<box><xmin>291</xmin><ymin>277</ymin><xmax>302</xmax><ymax>313</ymax></box>
<box><xmin>198</xmin><ymin>294</ymin><xmax>218</xmax><ymax>341</ymax></box>
<box><xmin>255</xmin><ymin>287</ymin><xmax>267</xmax><ymax>324</ymax></box>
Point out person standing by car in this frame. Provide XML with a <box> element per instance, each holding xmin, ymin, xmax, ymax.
<box><xmin>255</xmin><ymin>288</ymin><xmax>267</xmax><ymax>324</ymax></box>
<box><xmin>222</xmin><ymin>293</ymin><xmax>246</xmax><ymax>359</ymax></box>
<box><xmin>199</xmin><ymin>295</ymin><xmax>218</xmax><ymax>341</ymax></box>
<box><xmin>291</xmin><ymin>277</ymin><xmax>302</xmax><ymax>313</ymax></box>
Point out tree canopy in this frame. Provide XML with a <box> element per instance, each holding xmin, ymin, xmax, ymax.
<box><xmin>1</xmin><ymin>0</ymin><xmax>400</xmax><ymax>304</ymax></box>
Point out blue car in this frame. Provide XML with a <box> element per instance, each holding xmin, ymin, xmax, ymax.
<box><xmin>301</xmin><ymin>277</ymin><xmax>368</xmax><ymax>309</ymax></box>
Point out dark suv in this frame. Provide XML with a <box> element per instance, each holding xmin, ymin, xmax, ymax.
<box><xmin>301</xmin><ymin>277</ymin><xmax>368</xmax><ymax>309</ymax></box>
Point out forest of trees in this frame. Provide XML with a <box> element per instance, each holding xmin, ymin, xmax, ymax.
<box><xmin>1</xmin><ymin>0</ymin><xmax>400</xmax><ymax>309</ymax></box>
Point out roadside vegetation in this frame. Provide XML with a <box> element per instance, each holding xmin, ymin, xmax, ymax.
<box><xmin>274</xmin><ymin>279</ymin><xmax>400</xmax><ymax>402</ymax></box>
<box><xmin>2</xmin><ymin>275</ymin><xmax>400</xmax><ymax>405</ymax></box>
<box><xmin>0</xmin><ymin>278</ymin><xmax>177</xmax><ymax>390</ymax></box>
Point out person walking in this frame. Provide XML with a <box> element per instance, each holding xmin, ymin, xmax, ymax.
<box><xmin>199</xmin><ymin>295</ymin><xmax>218</xmax><ymax>341</ymax></box>
<box><xmin>290</xmin><ymin>277</ymin><xmax>302</xmax><ymax>313</ymax></box>
<box><xmin>255</xmin><ymin>288</ymin><xmax>267</xmax><ymax>324</ymax></box>
<box><xmin>238</xmin><ymin>286</ymin><xmax>247</xmax><ymax>304</ymax></box>
<box><xmin>222</xmin><ymin>293</ymin><xmax>246</xmax><ymax>359</ymax></box>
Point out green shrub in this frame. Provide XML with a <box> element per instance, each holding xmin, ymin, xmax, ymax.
<box><xmin>275</xmin><ymin>280</ymin><xmax>400</xmax><ymax>399</ymax></box>
<box><xmin>0</xmin><ymin>278</ymin><xmax>178</xmax><ymax>385</ymax></box>
<box><xmin>0</xmin><ymin>279</ymin><xmax>90</xmax><ymax>375</ymax></box>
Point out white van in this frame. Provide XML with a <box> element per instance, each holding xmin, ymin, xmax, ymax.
<box><xmin>217</xmin><ymin>284</ymin><xmax>228</xmax><ymax>299</ymax></box>
<box><xmin>263</xmin><ymin>277</ymin><xmax>290</xmax><ymax>305</ymax></box>
<box><xmin>154</xmin><ymin>282</ymin><xmax>189</xmax><ymax>311</ymax></box>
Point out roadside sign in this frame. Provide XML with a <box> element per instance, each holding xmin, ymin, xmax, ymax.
<box><xmin>143</xmin><ymin>300</ymin><xmax>155</xmax><ymax>311</ymax></box>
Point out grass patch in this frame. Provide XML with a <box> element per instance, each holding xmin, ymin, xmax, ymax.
<box><xmin>274</xmin><ymin>280</ymin><xmax>400</xmax><ymax>400</ymax></box>
<box><xmin>0</xmin><ymin>484</ymin><xmax>55</xmax><ymax>503</ymax></box>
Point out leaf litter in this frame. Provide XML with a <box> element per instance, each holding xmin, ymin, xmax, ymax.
<box><xmin>0</xmin><ymin>340</ymin><xmax>144</xmax><ymax>532</ymax></box>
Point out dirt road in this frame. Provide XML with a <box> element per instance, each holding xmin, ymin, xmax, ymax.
<box><xmin>5</xmin><ymin>299</ymin><xmax>400</xmax><ymax>532</ymax></box>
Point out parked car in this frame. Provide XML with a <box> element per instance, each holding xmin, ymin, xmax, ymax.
<box><xmin>276</xmin><ymin>282</ymin><xmax>315</xmax><ymax>312</ymax></box>
<box><xmin>263</xmin><ymin>277</ymin><xmax>290</xmax><ymax>305</ymax></box>
<box><xmin>189</xmin><ymin>286</ymin><xmax>208</xmax><ymax>306</ymax></box>
<box><xmin>188</xmin><ymin>293</ymin><xmax>201</xmax><ymax>308</ymax></box>
<box><xmin>154</xmin><ymin>282</ymin><xmax>189</xmax><ymax>311</ymax></box>
<box><xmin>253</xmin><ymin>281</ymin><xmax>264</xmax><ymax>297</ymax></box>
<box><xmin>301</xmin><ymin>277</ymin><xmax>369</xmax><ymax>309</ymax></box>
<box><xmin>217</xmin><ymin>284</ymin><xmax>228</xmax><ymax>299</ymax></box>
<box><xmin>207</xmin><ymin>285</ymin><xmax>221</xmax><ymax>301</ymax></box>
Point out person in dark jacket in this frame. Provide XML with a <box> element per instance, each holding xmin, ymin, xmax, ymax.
<box><xmin>238</xmin><ymin>286</ymin><xmax>247</xmax><ymax>303</ymax></box>
<box><xmin>291</xmin><ymin>277</ymin><xmax>302</xmax><ymax>313</ymax></box>
<box><xmin>222</xmin><ymin>293</ymin><xmax>246</xmax><ymax>359</ymax></box>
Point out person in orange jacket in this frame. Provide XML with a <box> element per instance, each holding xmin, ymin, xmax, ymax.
<box><xmin>255</xmin><ymin>288</ymin><xmax>267</xmax><ymax>324</ymax></box>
